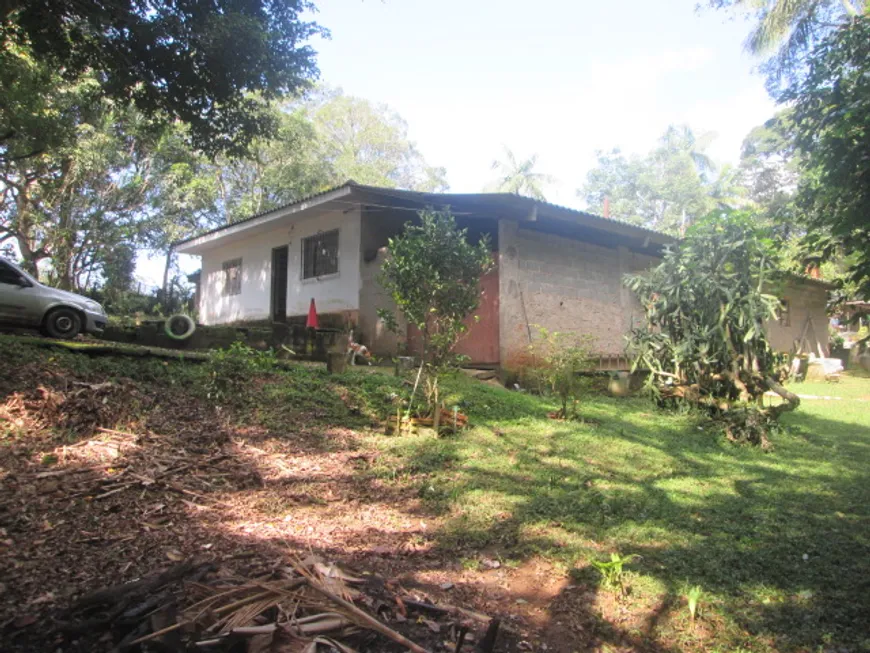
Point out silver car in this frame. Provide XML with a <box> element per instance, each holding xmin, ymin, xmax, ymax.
<box><xmin>0</xmin><ymin>257</ymin><xmax>107</xmax><ymax>339</ymax></box>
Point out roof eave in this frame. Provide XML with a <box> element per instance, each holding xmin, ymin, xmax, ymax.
<box><xmin>173</xmin><ymin>184</ymin><xmax>356</xmax><ymax>254</ymax></box>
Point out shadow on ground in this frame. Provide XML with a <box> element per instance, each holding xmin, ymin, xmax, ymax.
<box><xmin>1</xmin><ymin>338</ymin><xmax>868</xmax><ymax>652</ymax></box>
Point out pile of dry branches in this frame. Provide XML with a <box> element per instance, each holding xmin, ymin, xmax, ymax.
<box><xmin>62</xmin><ymin>556</ymin><xmax>502</xmax><ymax>653</ymax></box>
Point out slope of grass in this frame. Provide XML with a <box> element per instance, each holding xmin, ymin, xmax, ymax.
<box><xmin>364</xmin><ymin>373</ymin><xmax>870</xmax><ymax>652</ymax></box>
<box><xmin>2</xmin><ymin>334</ymin><xmax>868</xmax><ymax>652</ymax></box>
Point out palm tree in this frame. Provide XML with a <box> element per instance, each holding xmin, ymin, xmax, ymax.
<box><xmin>660</xmin><ymin>125</ymin><xmax>716</xmax><ymax>178</ymax></box>
<box><xmin>714</xmin><ymin>0</ymin><xmax>865</xmax><ymax>84</ymax></box>
<box><xmin>488</xmin><ymin>147</ymin><xmax>554</xmax><ymax>201</ymax></box>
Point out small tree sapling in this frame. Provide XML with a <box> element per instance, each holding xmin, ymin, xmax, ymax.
<box><xmin>378</xmin><ymin>210</ymin><xmax>494</xmax><ymax>432</ymax></box>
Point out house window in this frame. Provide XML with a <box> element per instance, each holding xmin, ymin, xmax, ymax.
<box><xmin>222</xmin><ymin>258</ymin><xmax>242</xmax><ymax>296</ymax></box>
<box><xmin>779</xmin><ymin>299</ymin><xmax>791</xmax><ymax>327</ymax></box>
<box><xmin>302</xmin><ymin>230</ymin><xmax>339</xmax><ymax>279</ymax></box>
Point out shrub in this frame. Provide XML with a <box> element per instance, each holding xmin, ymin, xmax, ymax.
<box><xmin>523</xmin><ymin>327</ymin><xmax>595</xmax><ymax>418</ymax></box>
<box><xmin>204</xmin><ymin>341</ymin><xmax>276</xmax><ymax>403</ymax></box>
<box><xmin>378</xmin><ymin>210</ymin><xmax>493</xmax><ymax>431</ymax></box>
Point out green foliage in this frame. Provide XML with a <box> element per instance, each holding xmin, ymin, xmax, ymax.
<box><xmin>0</xmin><ymin>47</ymin><xmax>210</xmax><ymax>290</ymax></box>
<box><xmin>306</xmin><ymin>88</ymin><xmax>448</xmax><ymax>192</ymax></box>
<box><xmin>523</xmin><ymin>327</ymin><xmax>595</xmax><ymax>419</ymax></box>
<box><xmin>705</xmin><ymin>0</ymin><xmax>861</xmax><ymax>91</ymax></box>
<box><xmin>589</xmin><ymin>552</ymin><xmax>640</xmax><ymax>591</ymax></box>
<box><xmin>379</xmin><ymin>210</ymin><xmax>493</xmax><ymax>369</ymax></box>
<box><xmin>487</xmin><ymin>147</ymin><xmax>553</xmax><ymax>200</ymax></box>
<box><xmin>625</xmin><ymin>211</ymin><xmax>792</xmax><ymax>444</ymax></box>
<box><xmin>378</xmin><ymin>210</ymin><xmax>493</xmax><ymax>430</ymax></box>
<box><xmin>686</xmin><ymin>584</ymin><xmax>703</xmax><ymax>623</ymax></box>
<box><xmin>0</xmin><ymin>0</ymin><xmax>325</xmax><ymax>156</ymax></box>
<box><xmin>782</xmin><ymin>16</ymin><xmax>870</xmax><ymax>299</ymax></box>
<box><xmin>580</xmin><ymin>125</ymin><xmax>722</xmax><ymax>235</ymax></box>
<box><xmin>737</xmin><ymin>110</ymin><xmax>802</xmax><ymax>232</ymax></box>
<box><xmin>203</xmin><ymin>342</ymin><xmax>277</xmax><ymax>403</ymax></box>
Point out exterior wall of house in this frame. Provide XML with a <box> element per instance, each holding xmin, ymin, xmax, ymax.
<box><xmin>357</xmin><ymin>211</ymin><xmax>408</xmax><ymax>356</ymax></box>
<box><xmin>766</xmin><ymin>280</ymin><xmax>830</xmax><ymax>356</ymax></box>
<box><xmin>498</xmin><ymin>220</ymin><xmax>659</xmax><ymax>369</ymax></box>
<box><xmin>198</xmin><ymin>208</ymin><xmax>362</xmax><ymax>325</ymax></box>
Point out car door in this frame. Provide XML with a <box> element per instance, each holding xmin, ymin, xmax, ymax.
<box><xmin>0</xmin><ymin>260</ymin><xmax>41</xmax><ymax>326</ymax></box>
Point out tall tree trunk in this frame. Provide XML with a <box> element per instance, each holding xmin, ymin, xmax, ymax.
<box><xmin>54</xmin><ymin>160</ymin><xmax>77</xmax><ymax>290</ymax></box>
<box><xmin>162</xmin><ymin>249</ymin><xmax>173</xmax><ymax>305</ymax></box>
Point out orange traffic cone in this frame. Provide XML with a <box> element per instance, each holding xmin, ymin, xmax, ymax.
<box><xmin>306</xmin><ymin>298</ymin><xmax>319</xmax><ymax>329</ymax></box>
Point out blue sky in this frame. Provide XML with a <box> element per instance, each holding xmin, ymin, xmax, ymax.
<box><xmin>164</xmin><ymin>0</ymin><xmax>774</xmax><ymax>283</ymax></box>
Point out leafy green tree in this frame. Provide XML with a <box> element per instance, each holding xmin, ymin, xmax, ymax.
<box><xmin>0</xmin><ymin>47</ymin><xmax>215</xmax><ymax>292</ymax></box>
<box><xmin>0</xmin><ymin>0</ymin><xmax>325</xmax><ymax>156</ymax></box>
<box><xmin>580</xmin><ymin>125</ymin><xmax>718</xmax><ymax>234</ymax></box>
<box><xmin>378</xmin><ymin>210</ymin><xmax>493</xmax><ymax>431</ymax></box>
<box><xmin>0</xmin><ymin>64</ymin><xmax>165</xmax><ymax>288</ymax></box>
<box><xmin>149</xmin><ymin>89</ymin><xmax>448</xmax><ymax>296</ymax></box>
<box><xmin>737</xmin><ymin>110</ymin><xmax>802</xmax><ymax>230</ymax></box>
<box><xmin>488</xmin><ymin>147</ymin><xmax>554</xmax><ymax>200</ymax></box>
<box><xmin>782</xmin><ymin>15</ymin><xmax>870</xmax><ymax>297</ymax></box>
<box><xmin>211</xmin><ymin>105</ymin><xmax>331</xmax><ymax>222</ymax></box>
<box><xmin>706</xmin><ymin>0</ymin><xmax>865</xmax><ymax>90</ymax></box>
<box><xmin>305</xmin><ymin>88</ymin><xmax>447</xmax><ymax>191</ymax></box>
<box><xmin>625</xmin><ymin>211</ymin><xmax>799</xmax><ymax>447</ymax></box>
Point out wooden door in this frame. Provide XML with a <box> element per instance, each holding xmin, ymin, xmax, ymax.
<box><xmin>270</xmin><ymin>246</ymin><xmax>289</xmax><ymax>322</ymax></box>
<box><xmin>407</xmin><ymin>265</ymin><xmax>500</xmax><ymax>366</ymax></box>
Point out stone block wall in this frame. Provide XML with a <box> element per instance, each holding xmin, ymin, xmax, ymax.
<box><xmin>498</xmin><ymin>220</ymin><xmax>659</xmax><ymax>368</ymax></box>
<box><xmin>766</xmin><ymin>280</ymin><xmax>830</xmax><ymax>356</ymax></box>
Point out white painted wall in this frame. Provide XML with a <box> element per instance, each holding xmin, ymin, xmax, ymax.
<box><xmin>198</xmin><ymin>208</ymin><xmax>362</xmax><ymax>324</ymax></box>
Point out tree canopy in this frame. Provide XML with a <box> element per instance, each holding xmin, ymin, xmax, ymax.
<box><xmin>0</xmin><ymin>0</ymin><xmax>325</xmax><ymax>156</ymax></box>
<box><xmin>706</xmin><ymin>0</ymin><xmax>863</xmax><ymax>91</ymax></box>
<box><xmin>488</xmin><ymin>147</ymin><xmax>553</xmax><ymax>200</ymax></box>
<box><xmin>1</xmin><ymin>73</ymin><xmax>448</xmax><ymax>293</ymax></box>
<box><xmin>783</xmin><ymin>15</ymin><xmax>870</xmax><ymax>298</ymax></box>
<box><xmin>580</xmin><ymin>125</ymin><xmax>722</xmax><ymax>235</ymax></box>
<box><xmin>737</xmin><ymin>110</ymin><xmax>802</xmax><ymax>231</ymax></box>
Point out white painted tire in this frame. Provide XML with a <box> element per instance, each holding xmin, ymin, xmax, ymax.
<box><xmin>164</xmin><ymin>314</ymin><xmax>196</xmax><ymax>341</ymax></box>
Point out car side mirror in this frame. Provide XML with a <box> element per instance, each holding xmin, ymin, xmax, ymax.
<box><xmin>16</xmin><ymin>276</ymin><xmax>32</xmax><ymax>288</ymax></box>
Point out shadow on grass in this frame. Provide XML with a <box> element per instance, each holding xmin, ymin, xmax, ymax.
<box><xmin>388</xmin><ymin>394</ymin><xmax>870</xmax><ymax>651</ymax></box>
<box><xmin>2</xmin><ymin>335</ymin><xmax>869</xmax><ymax>652</ymax></box>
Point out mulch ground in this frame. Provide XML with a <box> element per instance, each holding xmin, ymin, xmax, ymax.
<box><xmin>0</xmin><ymin>355</ymin><xmax>645</xmax><ymax>653</ymax></box>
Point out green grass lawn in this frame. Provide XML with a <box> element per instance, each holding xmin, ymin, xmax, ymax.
<box><xmin>362</xmin><ymin>371</ymin><xmax>870</xmax><ymax>652</ymax></box>
<box><xmin>2</xmin><ymin>334</ymin><xmax>867</xmax><ymax>652</ymax></box>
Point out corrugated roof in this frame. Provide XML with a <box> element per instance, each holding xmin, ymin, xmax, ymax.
<box><xmin>172</xmin><ymin>182</ymin><xmax>356</xmax><ymax>247</ymax></box>
<box><xmin>172</xmin><ymin>180</ymin><xmax>674</xmax><ymax>250</ymax></box>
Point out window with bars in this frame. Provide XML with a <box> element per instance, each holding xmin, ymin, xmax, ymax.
<box><xmin>302</xmin><ymin>230</ymin><xmax>339</xmax><ymax>279</ymax></box>
<box><xmin>222</xmin><ymin>258</ymin><xmax>242</xmax><ymax>296</ymax></box>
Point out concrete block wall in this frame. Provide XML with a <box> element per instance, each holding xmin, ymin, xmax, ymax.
<box><xmin>766</xmin><ymin>280</ymin><xmax>829</xmax><ymax>356</ymax></box>
<box><xmin>498</xmin><ymin>220</ymin><xmax>659</xmax><ymax>367</ymax></box>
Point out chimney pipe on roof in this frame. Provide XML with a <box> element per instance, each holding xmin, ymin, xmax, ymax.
<box><xmin>603</xmin><ymin>196</ymin><xmax>611</xmax><ymax>218</ymax></box>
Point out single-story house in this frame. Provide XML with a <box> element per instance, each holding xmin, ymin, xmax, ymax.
<box><xmin>173</xmin><ymin>181</ymin><xmax>830</xmax><ymax>368</ymax></box>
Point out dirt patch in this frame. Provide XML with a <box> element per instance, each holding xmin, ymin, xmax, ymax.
<box><xmin>0</xmin><ymin>345</ymin><xmax>655</xmax><ymax>653</ymax></box>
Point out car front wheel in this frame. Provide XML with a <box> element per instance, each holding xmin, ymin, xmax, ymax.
<box><xmin>44</xmin><ymin>307</ymin><xmax>82</xmax><ymax>339</ymax></box>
